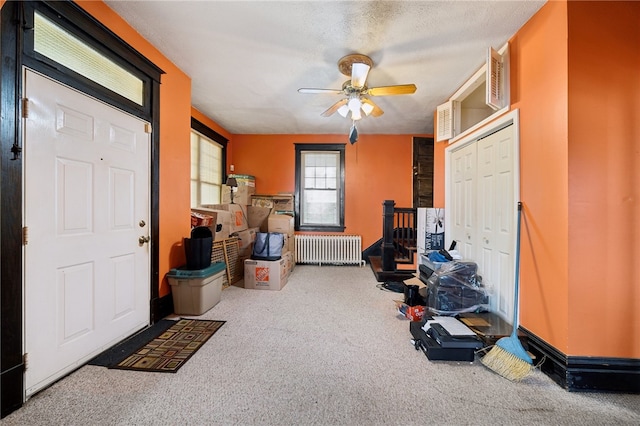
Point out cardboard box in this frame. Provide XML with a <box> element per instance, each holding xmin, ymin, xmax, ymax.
<box><xmin>251</xmin><ymin>194</ymin><xmax>274</xmax><ymax>209</ymax></box>
<box><xmin>244</xmin><ymin>258</ymin><xmax>288</xmax><ymax>290</ymax></box>
<box><xmin>281</xmin><ymin>233</ymin><xmax>292</xmax><ymax>254</ymax></box>
<box><xmin>251</xmin><ymin>194</ymin><xmax>294</xmax><ymax>216</ymax></box>
<box><xmin>247</xmin><ymin>206</ymin><xmax>272</xmax><ymax>232</ymax></box>
<box><xmin>228</xmin><ymin>174</ymin><xmax>255</xmax><ymax>189</ymax></box>
<box><xmin>191</xmin><ymin>210</ymin><xmax>216</xmax><ymax>228</ymax></box>
<box><xmin>282</xmin><ymin>251</ymin><xmax>295</xmax><ymax>275</ymax></box>
<box><xmin>203</xmin><ymin>204</ymin><xmax>248</xmax><ymax>233</ymax></box>
<box><xmin>272</xmin><ymin>194</ymin><xmax>294</xmax><ymax>212</ymax></box>
<box><xmin>213</xmin><ymin>210</ymin><xmax>231</xmax><ymax>240</ymax></box>
<box><xmin>233</xmin><ymin>227</ymin><xmax>258</xmax><ymax>257</ymax></box>
<box><xmin>404</xmin><ymin>274</ymin><xmax>427</xmax><ymax>288</ymax></box>
<box><xmin>222</xmin><ymin>185</ymin><xmax>254</xmax><ymax>205</ymax></box>
<box><xmin>192</xmin><ymin>207</ymin><xmax>229</xmax><ymax>241</ymax></box>
<box><xmin>268</xmin><ymin>214</ymin><xmax>294</xmax><ymax>235</ymax></box>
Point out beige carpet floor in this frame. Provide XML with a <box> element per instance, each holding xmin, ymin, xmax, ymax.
<box><xmin>3</xmin><ymin>265</ymin><xmax>639</xmax><ymax>425</ymax></box>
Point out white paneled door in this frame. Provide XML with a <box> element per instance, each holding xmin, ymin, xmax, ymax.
<box><xmin>450</xmin><ymin>142</ymin><xmax>477</xmax><ymax>261</ymax></box>
<box><xmin>448</xmin><ymin>122</ymin><xmax>516</xmax><ymax>322</ymax></box>
<box><xmin>23</xmin><ymin>69</ymin><xmax>150</xmax><ymax>396</ymax></box>
<box><xmin>476</xmin><ymin>125</ymin><xmax>515</xmax><ymax>320</ymax></box>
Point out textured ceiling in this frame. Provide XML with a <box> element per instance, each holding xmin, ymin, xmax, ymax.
<box><xmin>104</xmin><ymin>0</ymin><xmax>546</xmax><ymax>135</ymax></box>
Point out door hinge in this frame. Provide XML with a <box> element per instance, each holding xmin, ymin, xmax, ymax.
<box><xmin>23</xmin><ymin>226</ymin><xmax>28</xmax><ymax>245</ymax></box>
<box><xmin>22</xmin><ymin>98</ymin><xmax>29</xmax><ymax>118</ymax></box>
<box><xmin>23</xmin><ymin>353</ymin><xmax>28</xmax><ymax>371</ymax></box>
<box><xmin>144</xmin><ymin>123</ymin><xmax>152</xmax><ymax>133</ymax></box>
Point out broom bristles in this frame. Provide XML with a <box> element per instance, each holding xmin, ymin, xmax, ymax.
<box><xmin>480</xmin><ymin>345</ymin><xmax>534</xmax><ymax>381</ymax></box>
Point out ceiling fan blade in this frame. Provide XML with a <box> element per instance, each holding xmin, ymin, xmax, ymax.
<box><xmin>321</xmin><ymin>99</ymin><xmax>348</xmax><ymax>117</ymax></box>
<box><xmin>367</xmin><ymin>84</ymin><xmax>417</xmax><ymax>96</ymax></box>
<box><xmin>362</xmin><ymin>98</ymin><xmax>384</xmax><ymax>117</ymax></box>
<box><xmin>351</xmin><ymin>63</ymin><xmax>370</xmax><ymax>89</ymax></box>
<box><xmin>298</xmin><ymin>88</ymin><xmax>344</xmax><ymax>94</ymax></box>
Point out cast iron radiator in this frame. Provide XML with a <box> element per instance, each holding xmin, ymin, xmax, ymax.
<box><xmin>294</xmin><ymin>235</ymin><xmax>365</xmax><ymax>266</ymax></box>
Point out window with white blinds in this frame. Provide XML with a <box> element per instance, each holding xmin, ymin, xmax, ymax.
<box><xmin>191</xmin><ymin>130</ymin><xmax>223</xmax><ymax>208</ymax></box>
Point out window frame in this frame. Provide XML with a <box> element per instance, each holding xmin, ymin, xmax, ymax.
<box><xmin>294</xmin><ymin>143</ymin><xmax>345</xmax><ymax>232</ymax></box>
<box><xmin>191</xmin><ymin>118</ymin><xmax>228</xmax><ymax>207</ymax></box>
<box><xmin>21</xmin><ymin>1</ymin><xmax>162</xmax><ymax>121</ymax></box>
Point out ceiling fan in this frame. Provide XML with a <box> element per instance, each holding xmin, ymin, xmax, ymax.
<box><xmin>298</xmin><ymin>53</ymin><xmax>417</xmax><ymax>121</ymax></box>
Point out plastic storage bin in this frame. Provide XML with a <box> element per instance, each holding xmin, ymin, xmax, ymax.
<box><xmin>167</xmin><ymin>262</ymin><xmax>226</xmax><ymax>315</ymax></box>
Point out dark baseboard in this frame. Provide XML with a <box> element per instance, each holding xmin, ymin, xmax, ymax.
<box><xmin>1</xmin><ymin>362</ymin><xmax>24</xmax><ymax>418</ymax></box>
<box><xmin>521</xmin><ymin>327</ymin><xmax>640</xmax><ymax>394</ymax></box>
<box><xmin>151</xmin><ymin>294</ymin><xmax>174</xmax><ymax>324</ymax></box>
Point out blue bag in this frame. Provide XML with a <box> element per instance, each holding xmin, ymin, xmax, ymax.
<box><xmin>252</xmin><ymin>232</ymin><xmax>284</xmax><ymax>261</ymax></box>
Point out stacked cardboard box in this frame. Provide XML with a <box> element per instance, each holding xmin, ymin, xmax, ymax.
<box><xmin>243</xmin><ymin>214</ymin><xmax>295</xmax><ymax>290</ymax></box>
<box><xmin>251</xmin><ymin>193</ymin><xmax>294</xmax><ymax>216</ymax></box>
<box><xmin>191</xmin><ymin>207</ymin><xmax>227</xmax><ymax>240</ymax></box>
<box><xmin>191</xmin><ymin>175</ymin><xmax>299</xmax><ymax>290</ymax></box>
<box><xmin>222</xmin><ymin>174</ymin><xmax>255</xmax><ymax>205</ymax></box>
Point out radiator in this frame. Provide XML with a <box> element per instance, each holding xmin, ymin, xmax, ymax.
<box><xmin>295</xmin><ymin>235</ymin><xmax>365</xmax><ymax>266</ymax></box>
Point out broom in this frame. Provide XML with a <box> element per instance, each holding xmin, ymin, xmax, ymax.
<box><xmin>480</xmin><ymin>201</ymin><xmax>534</xmax><ymax>381</ymax></box>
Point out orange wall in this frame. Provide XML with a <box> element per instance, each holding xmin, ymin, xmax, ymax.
<box><xmin>566</xmin><ymin>1</ymin><xmax>640</xmax><ymax>357</ymax></box>
<box><xmin>433</xmin><ymin>0</ymin><xmax>639</xmax><ymax>359</ymax></box>
<box><xmin>230</xmin><ymin>134</ymin><xmax>418</xmax><ymax>248</ymax></box>
<box><xmin>77</xmin><ymin>1</ymin><xmax>192</xmax><ymax>298</ymax></box>
<box><xmin>510</xmin><ymin>0</ymin><xmax>571</xmax><ymax>353</ymax></box>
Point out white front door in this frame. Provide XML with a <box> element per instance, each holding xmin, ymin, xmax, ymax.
<box><xmin>23</xmin><ymin>69</ymin><xmax>151</xmax><ymax>396</ymax></box>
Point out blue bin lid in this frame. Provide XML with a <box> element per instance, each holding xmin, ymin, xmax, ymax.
<box><xmin>167</xmin><ymin>262</ymin><xmax>226</xmax><ymax>279</ymax></box>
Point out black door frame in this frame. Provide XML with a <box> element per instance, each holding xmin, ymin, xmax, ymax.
<box><xmin>1</xmin><ymin>1</ymin><xmax>163</xmax><ymax>417</ymax></box>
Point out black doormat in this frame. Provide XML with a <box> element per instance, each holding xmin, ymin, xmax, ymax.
<box><xmin>88</xmin><ymin>319</ymin><xmax>177</xmax><ymax>368</ymax></box>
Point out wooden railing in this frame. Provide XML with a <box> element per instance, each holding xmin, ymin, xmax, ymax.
<box><xmin>381</xmin><ymin>200</ymin><xmax>417</xmax><ymax>271</ymax></box>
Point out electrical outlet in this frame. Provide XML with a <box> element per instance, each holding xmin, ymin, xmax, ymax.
<box><xmin>230</xmin><ymin>164</ymin><xmax>235</xmax><ymax>172</ymax></box>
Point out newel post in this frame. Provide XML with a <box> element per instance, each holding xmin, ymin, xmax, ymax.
<box><xmin>382</xmin><ymin>200</ymin><xmax>395</xmax><ymax>271</ymax></box>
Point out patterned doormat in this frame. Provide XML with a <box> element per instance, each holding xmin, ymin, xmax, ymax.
<box><xmin>111</xmin><ymin>319</ymin><xmax>225</xmax><ymax>373</ymax></box>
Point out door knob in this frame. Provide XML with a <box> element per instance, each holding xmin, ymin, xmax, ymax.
<box><xmin>138</xmin><ymin>235</ymin><xmax>150</xmax><ymax>245</ymax></box>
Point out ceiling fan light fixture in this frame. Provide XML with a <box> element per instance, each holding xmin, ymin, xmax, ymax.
<box><xmin>361</xmin><ymin>102</ymin><xmax>374</xmax><ymax>116</ymax></box>
<box><xmin>351</xmin><ymin>109</ymin><xmax>362</xmax><ymax>121</ymax></box>
<box><xmin>337</xmin><ymin>104</ymin><xmax>349</xmax><ymax>117</ymax></box>
<box><xmin>347</xmin><ymin>97</ymin><xmax>362</xmax><ymax>112</ymax></box>
<box><xmin>351</xmin><ymin>62</ymin><xmax>370</xmax><ymax>88</ymax></box>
